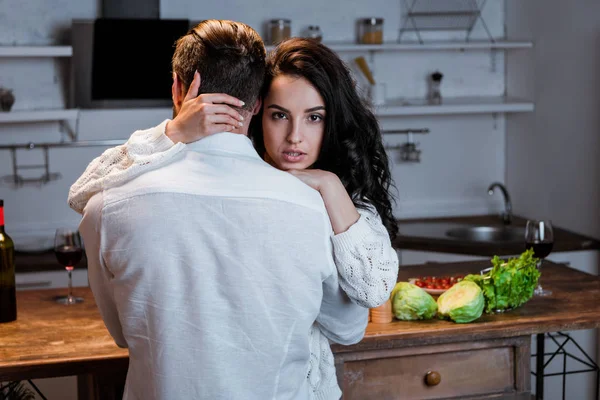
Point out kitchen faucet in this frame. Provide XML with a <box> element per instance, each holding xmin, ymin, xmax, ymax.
<box><xmin>487</xmin><ymin>182</ymin><xmax>512</xmax><ymax>225</ymax></box>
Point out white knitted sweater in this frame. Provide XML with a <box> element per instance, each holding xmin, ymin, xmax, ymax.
<box><xmin>68</xmin><ymin>120</ymin><xmax>399</xmax><ymax>400</ymax></box>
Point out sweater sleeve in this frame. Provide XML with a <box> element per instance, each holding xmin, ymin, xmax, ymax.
<box><xmin>68</xmin><ymin>119</ymin><xmax>187</xmax><ymax>214</ymax></box>
<box><xmin>330</xmin><ymin>204</ymin><xmax>399</xmax><ymax>308</ymax></box>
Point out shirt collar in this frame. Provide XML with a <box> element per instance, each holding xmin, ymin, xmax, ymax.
<box><xmin>186</xmin><ymin>132</ymin><xmax>262</xmax><ymax>160</ymax></box>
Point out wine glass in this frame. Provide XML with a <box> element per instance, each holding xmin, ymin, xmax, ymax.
<box><xmin>525</xmin><ymin>220</ymin><xmax>554</xmax><ymax>296</ymax></box>
<box><xmin>54</xmin><ymin>228</ymin><xmax>84</xmax><ymax>305</ymax></box>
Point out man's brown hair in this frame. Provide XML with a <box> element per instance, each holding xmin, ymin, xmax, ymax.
<box><xmin>172</xmin><ymin>20</ymin><xmax>266</xmax><ymax>111</ymax></box>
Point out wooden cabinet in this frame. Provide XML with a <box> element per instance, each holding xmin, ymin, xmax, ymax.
<box><xmin>331</xmin><ymin>260</ymin><xmax>600</xmax><ymax>400</ymax></box>
<box><xmin>336</xmin><ymin>336</ymin><xmax>531</xmax><ymax>400</ymax></box>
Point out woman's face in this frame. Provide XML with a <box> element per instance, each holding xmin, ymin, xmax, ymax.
<box><xmin>262</xmin><ymin>74</ymin><xmax>326</xmax><ymax>171</ymax></box>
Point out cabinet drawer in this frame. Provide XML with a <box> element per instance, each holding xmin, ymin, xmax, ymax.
<box><xmin>342</xmin><ymin>346</ymin><xmax>515</xmax><ymax>400</ymax></box>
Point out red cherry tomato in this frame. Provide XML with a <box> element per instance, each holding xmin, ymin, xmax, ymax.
<box><xmin>415</xmin><ymin>281</ymin><xmax>424</xmax><ymax>288</ymax></box>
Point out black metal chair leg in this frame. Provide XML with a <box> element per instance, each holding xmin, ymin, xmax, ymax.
<box><xmin>536</xmin><ymin>333</ymin><xmax>545</xmax><ymax>400</ymax></box>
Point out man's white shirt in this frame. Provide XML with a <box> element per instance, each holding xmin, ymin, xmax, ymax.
<box><xmin>79</xmin><ymin>132</ymin><xmax>368</xmax><ymax>400</ymax></box>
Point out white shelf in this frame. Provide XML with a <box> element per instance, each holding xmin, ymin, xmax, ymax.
<box><xmin>0</xmin><ymin>109</ymin><xmax>79</xmax><ymax>123</ymax></box>
<box><xmin>376</xmin><ymin>97</ymin><xmax>534</xmax><ymax>117</ymax></box>
<box><xmin>0</xmin><ymin>99</ymin><xmax>531</xmax><ymax>123</ymax></box>
<box><xmin>0</xmin><ymin>46</ymin><xmax>72</xmax><ymax>57</ymax></box>
<box><xmin>266</xmin><ymin>41</ymin><xmax>532</xmax><ymax>52</ymax></box>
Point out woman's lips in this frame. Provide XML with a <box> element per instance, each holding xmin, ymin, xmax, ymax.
<box><xmin>282</xmin><ymin>151</ymin><xmax>306</xmax><ymax>163</ymax></box>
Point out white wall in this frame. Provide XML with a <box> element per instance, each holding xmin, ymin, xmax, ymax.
<box><xmin>506</xmin><ymin>0</ymin><xmax>600</xmax><ymax>240</ymax></box>
<box><xmin>506</xmin><ymin>2</ymin><xmax>600</xmax><ymax>399</ymax></box>
<box><xmin>0</xmin><ymin>0</ymin><xmax>98</xmax><ymax>45</ymax></box>
<box><xmin>0</xmin><ymin>0</ymin><xmax>507</xmax><ymax>245</ymax></box>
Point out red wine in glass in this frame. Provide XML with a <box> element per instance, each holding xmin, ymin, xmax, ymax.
<box><xmin>525</xmin><ymin>220</ymin><xmax>554</xmax><ymax>296</ymax></box>
<box><xmin>525</xmin><ymin>241</ymin><xmax>553</xmax><ymax>260</ymax></box>
<box><xmin>54</xmin><ymin>228</ymin><xmax>84</xmax><ymax>304</ymax></box>
<box><xmin>55</xmin><ymin>246</ymin><xmax>83</xmax><ymax>271</ymax></box>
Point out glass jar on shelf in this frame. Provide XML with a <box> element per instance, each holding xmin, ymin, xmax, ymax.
<box><xmin>428</xmin><ymin>71</ymin><xmax>443</xmax><ymax>105</ymax></box>
<box><xmin>305</xmin><ymin>25</ymin><xmax>323</xmax><ymax>42</ymax></box>
<box><xmin>268</xmin><ymin>19</ymin><xmax>291</xmax><ymax>45</ymax></box>
<box><xmin>358</xmin><ymin>18</ymin><xmax>384</xmax><ymax>44</ymax></box>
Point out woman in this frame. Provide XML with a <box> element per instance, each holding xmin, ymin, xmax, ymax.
<box><xmin>69</xmin><ymin>38</ymin><xmax>398</xmax><ymax>400</ymax></box>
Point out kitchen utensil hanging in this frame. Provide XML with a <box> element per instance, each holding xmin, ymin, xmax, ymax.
<box><xmin>398</xmin><ymin>0</ymin><xmax>494</xmax><ymax>44</ymax></box>
<box><xmin>2</xmin><ymin>145</ymin><xmax>61</xmax><ymax>188</ymax></box>
<box><xmin>383</xmin><ymin>128</ymin><xmax>429</xmax><ymax>163</ymax></box>
<box><xmin>0</xmin><ymin>140</ymin><xmax>124</xmax><ymax>188</ymax></box>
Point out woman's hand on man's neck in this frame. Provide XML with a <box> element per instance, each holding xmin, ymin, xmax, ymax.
<box><xmin>168</xmin><ymin>71</ymin><xmax>249</xmax><ymax>143</ymax></box>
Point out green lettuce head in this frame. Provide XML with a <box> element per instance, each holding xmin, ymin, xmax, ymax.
<box><xmin>391</xmin><ymin>282</ymin><xmax>438</xmax><ymax>320</ymax></box>
<box><xmin>463</xmin><ymin>249</ymin><xmax>541</xmax><ymax>313</ymax></box>
<box><xmin>437</xmin><ymin>280</ymin><xmax>484</xmax><ymax>323</ymax></box>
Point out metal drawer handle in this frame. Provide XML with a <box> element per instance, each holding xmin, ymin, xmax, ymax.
<box><xmin>425</xmin><ymin>370</ymin><xmax>441</xmax><ymax>386</ymax></box>
<box><xmin>16</xmin><ymin>281</ymin><xmax>52</xmax><ymax>289</ymax></box>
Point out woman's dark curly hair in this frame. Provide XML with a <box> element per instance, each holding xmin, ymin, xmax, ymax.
<box><xmin>250</xmin><ymin>38</ymin><xmax>398</xmax><ymax>240</ymax></box>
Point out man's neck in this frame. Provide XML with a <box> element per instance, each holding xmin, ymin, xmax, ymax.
<box><xmin>165</xmin><ymin>120</ymin><xmax>250</xmax><ymax>144</ymax></box>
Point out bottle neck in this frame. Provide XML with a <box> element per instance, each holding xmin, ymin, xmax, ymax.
<box><xmin>0</xmin><ymin>206</ymin><xmax>4</xmax><ymax>233</ymax></box>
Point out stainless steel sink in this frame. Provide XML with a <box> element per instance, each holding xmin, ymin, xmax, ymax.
<box><xmin>445</xmin><ymin>226</ymin><xmax>525</xmax><ymax>243</ymax></box>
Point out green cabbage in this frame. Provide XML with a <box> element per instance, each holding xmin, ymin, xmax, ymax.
<box><xmin>463</xmin><ymin>249</ymin><xmax>540</xmax><ymax>313</ymax></box>
<box><xmin>437</xmin><ymin>280</ymin><xmax>484</xmax><ymax>323</ymax></box>
<box><xmin>391</xmin><ymin>282</ymin><xmax>438</xmax><ymax>320</ymax></box>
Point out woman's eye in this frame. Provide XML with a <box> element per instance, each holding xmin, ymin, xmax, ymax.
<box><xmin>272</xmin><ymin>112</ymin><xmax>287</xmax><ymax>120</ymax></box>
<box><xmin>308</xmin><ymin>114</ymin><xmax>323</xmax><ymax>122</ymax></box>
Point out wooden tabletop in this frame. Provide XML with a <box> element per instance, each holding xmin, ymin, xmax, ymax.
<box><xmin>333</xmin><ymin>260</ymin><xmax>600</xmax><ymax>353</ymax></box>
<box><xmin>0</xmin><ymin>288</ymin><xmax>128</xmax><ymax>381</ymax></box>
<box><xmin>2</xmin><ymin>260</ymin><xmax>598</xmax><ymax>381</ymax></box>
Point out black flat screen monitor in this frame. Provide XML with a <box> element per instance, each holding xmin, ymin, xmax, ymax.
<box><xmin>91</xmin><ymin>18</ymin><xmax>190</xmax><ymax>101</ymax></box>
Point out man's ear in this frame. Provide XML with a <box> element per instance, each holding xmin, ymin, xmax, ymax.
<box><xmin>251</xmin><ymin>97</ymin><xmax>262</xmax><ymax>115</ymax></box>
<box><xmin>172</xmin><ymin>73</ymin><xmax>185</xmax><ymax>114</ymax></box>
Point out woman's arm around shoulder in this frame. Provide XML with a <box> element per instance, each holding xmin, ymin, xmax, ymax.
<box><xmin>68</xmin><ymin>72</ymin><xmax>245</xmax><ymax>214</ymax></box>
<box><xmin>68</xmin><ymin>120</ymin><xmax>185</xmax><ymax>214</ymax></box>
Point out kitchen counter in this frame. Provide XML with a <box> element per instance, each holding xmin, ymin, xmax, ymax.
<box><xmin>1</xmin><ymin>260</ymin><xmax>598</xmax><ymax>399</ymax></box>
<box><xmin>333</xmin><ymin>260</ymin><xmax>600</xmax><ymax>399</ymax></box>
<box><xmin>16</xmin><ymin>215</ymin><xmax>600</xmax><ymax>273</ymax></box>
<box><xmin>335</xmin><ymin>260</ymin><xmax>600</xmax><ymax>353</ymax></box>
<box><xmin>15</xmin><ymin>249</ymin><xmax>87</xmax><ymax>274</ymax></box>
<box><xmin>394</xmin><ymin>214</ymin><xmax>600</xmax><ymax>256</ymax></box>
<box><xmin>0</xmin><ymin>287</ymin><xmax>127</xmax><ymax>382</ymax></box>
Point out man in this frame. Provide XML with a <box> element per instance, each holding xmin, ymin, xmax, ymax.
<box><xmin>78</xmin><ymin>20</ymin><xmax>368</xmax><ymax>400</ymax></box>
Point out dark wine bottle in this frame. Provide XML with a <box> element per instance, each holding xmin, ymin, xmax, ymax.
<box><xmin>0</xmin><ymin>199</ymin><xmax>17</xmax><ymax>323</ymax></box>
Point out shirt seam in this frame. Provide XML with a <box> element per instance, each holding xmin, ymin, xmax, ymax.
<box><xmin>102</xmin><ymin>190</ymin><xmax>330</xmax><ymax>219</ymax></box>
